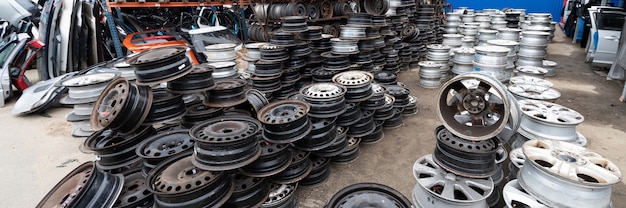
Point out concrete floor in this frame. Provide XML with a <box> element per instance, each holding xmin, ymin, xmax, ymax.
<box><xmin>1</xmin><ymin>29</ymin><xmax>626</xmax><ymax>207</ymax></box>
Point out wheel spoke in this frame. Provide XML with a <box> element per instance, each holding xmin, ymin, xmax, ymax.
<box><xmin>549</xmin><ymin>160</ymin><xmax>578</xmax><ymax>180</ymax></box>
<box><xmin>441</xmin><ymin>180</ymin><xmax>455</xmax><ymax>197</ymax></box>
<box><xmin>486</xmin><ymin>91</ymin><xmax>504</xmax><ymax>105</ymax></box>
<box><xmin>481</xmin><ymin>110</ymin><xmax>500</xmax><ymax>126</ymax></box>
<box><xmin>582</xmin><ymin>160</ymin><xmax>621</xmax><ymax>183</ymax></box>
<box><xmin>454</xmin><ymin>114</ymin><xmax>472</xmax><ymax>125</ymax></box>
<box><xmin>523</xmin><ymin>143</ymin><xmax>553</xmax><ymax>158</ymax></box>
<box><xmin>447</xmin><ymin>89</ymin><xmax>465</xmax><ymax>106</ymax></box>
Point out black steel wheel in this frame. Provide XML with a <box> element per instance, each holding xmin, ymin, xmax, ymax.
<box><xmin>144</xmin><ymin>89</ymin><xmax>186</xmax><ymax>124</ymax></box>
<box><xmin>299</xmin><ymin>156</ymin><xmax>331</xmax><ymax>187</ymax></box>
<box><xmin>292</xmin><ymin>118</ymin><xmax>337</xmax><ymax>151</ymax></box>
<box><xmin>254</xmin><ymin>60</ymin><xmax>284</xmax><ymax>77</ymax></box>
<box><xmin>240</xmin><ymin>139</ymin><xmax>293</xmax><ymax>178</ymax></box>
<box><xmin>374</xmin><ymin>94</ymin><xmax>395</xmax><ymax>121</ymax></box>
<box><xmin>113</xmin><ymin>169</ymin><xmax>153</xmax><ymax>208</ymax></box>
<box><xmin>145</xmin><ymin>153</ymin><xmax>234</xmax><ymax>208</ymax></box>
<box><xmin>204</xmin><ymin>79</ymin><xmax>248</xmax><ymax>108</ymax></box>
<box><xmin>326</xmin><ymin>183</ymin><xmax>412</xmax><ymax>208</ymax></box>
<box><xmin>311</xmin><ymin>68</ymin><xmax>340</xmax><ymax>83</ymax></box>
<box><xmin>280</xmin><ymin>16</ymin><xmax>308</xmax><ymax>33</ymax></box>
<box><xmin>362</xmin><ymin>0</ymin><xmax>388</xmax><ymax>15</ymax></box>
<box><xmin>166</xmin><ymin>63</ymin><xmax>216</xmax><ymax>94</ymax></box>
<box><xmin>360</xmin><ymin>84</ymin><xmax>387</xmax><ymax>111</ymax></box>
<box><xmin>347</xmin><ymin>110</ymin><xmax>375</xmax><ymax>138</ymax></box>
<box><xmin>336</xmin><ymin>102</ymin><xmax>362</xmax><ymax>127</ymax></box>
<box><xmin>242</xmin><ymin>89</ymin><xmax>271</xmax><ymax>116</ymax></box>
<box><xmin>36</xmin><ymin>162</ymin><xmax>124</xmax><ymax>208</ymax></box>
<box><xmin>360</xmin><ymin>120</ymin><xmax>385</xmax><ymax>144</ymax></box>
<box><xmin>331</xmin><ymin>137</ymin><xmax>361</xmax><ymax>164</ymax></box>
<box><xmin>251</xmin><ymin>75</ymin><xmax>283</xmax><ymax>93</ymax></box>
<box><xmin>270</xmin><ymin>32</ymin><xmax>297</xmax><ymax>47</ymax></box>
<box><xmin>300</xmin><ymin>83</ymin><xmax>347</xmax><ymax>118</ymax></box>
<box><xmin>190</xmin><ymin>115</ymin><xmax>263</xmax><ymax>171</ymax></box>
<box><xmin>260</xmin><ymin>45</ymin><xmax>289</xmax><ymax>62</ymax></box>
<box><xmin>181</xmin><ymin>104</ymin><xmax>224</xmax><ymax>128</ymax></box>
<box><xmin>432</xmin><ymin>125</ymin><xmax>500</xmax><ymax>178</ymax></box>
<box><xmin>373</xmin><ymin>71</ymin><xmax>397</xmax><ymax>85</ymax></box>
<box><xmin>135</xmin><ymin>129</ymin><xmax>195</xmax><ymax>176</ymax></box>
<box><xmin>83</xmin><ymin>126</ymin><xmax>156</xmax><ymax>173</ymax></box>
<box><xmin>258</xmin><ymin>100</ymin><xmax>312</xmax><ymax>144</ymax></box>
<box><xmin>301</xmin><ymin>26</ymin><xmax>323</xmax><ymax>41</ymax></box>
<box><xmin>223</xmin><ymin>172</ymin><xmax>270</xmax><ymax>208</ymax></box>
<box><xmin>332</xmin><ymin>71</ymin><xmax>374</xmax><ymax>102</ymax></box>
<box><xmin>313</xmin><ymin>125</ymin><xmax>349</xmax><ymax>156</ymax></box>
<box><xmin>383</xmin><ymin>108</ymin><xmax>404</xmax><ymax>130</ymax></box>
<box><xmin>271</xmin><ymin>148</ymin><xmax>313</xmax><ymax>184</ymax></box>
<box><xmin>91</xmin><ymin>78</ymin><xmax>153</xmax><ymax>134</ymax></box>
<box><xmin>261</xmin><ymin>183</ymin><xmax>298</xmax><ymax>208</ymax></box>
<box><xmin>126</xmin><ymin>46</ymin><xmax>193</xmax><ymax>86</ymax></box>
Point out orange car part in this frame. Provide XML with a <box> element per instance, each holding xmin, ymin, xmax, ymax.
<box><xmin>123</xmin><ymin>28</ymin><xmax>200</xmax><ymax>65</ymax></box>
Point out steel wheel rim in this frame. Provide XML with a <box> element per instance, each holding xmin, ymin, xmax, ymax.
<box><xmin>189</xmin><ymin>115</ymin><xmax>263</xmax><ymax>171</ymax></box>
<box><xmin>36</xmin><ymin>162</ymin><xmax>124</xmax><ymax>208</ymax></box>
<box><xmin>90</xmin><ymin>78</ymin><xmax>153</xmax><ymax>134</ymax></box>
<box><xmin>327</xmin><ymin>183</ymin><xmax>412</xmax><ymax>208</ymax></box>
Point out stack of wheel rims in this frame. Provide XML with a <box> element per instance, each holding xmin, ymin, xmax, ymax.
<box><xmin>410</xmin><ymin>73</ymin><xmax>522</xmax><ymax>207</ymax></box>
<box><xmin>40</xmin><ymin>7</ymin><xmax>434</xmax><ymax>206</ymax></box>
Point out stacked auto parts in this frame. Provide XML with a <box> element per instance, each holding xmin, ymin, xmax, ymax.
<box><xmin>507</xmin><ymin>72</ymin><xmax>562</xmax><ymax>102</ymax></box>
<box><xmin>473</xmin><ymin>45</ymin><xmax>511</xmax><ymax>82</ymax></box>
<box><xmin>60</xmin><ymin>72</ymin><xmax>120</xmax><ymax>137</ymax></box>
<box><xmin>511</xmin><ymin>100</ymin><xmax>587</xmax><ymax>148</ymax></box>
<box><xmin>503</xmin><ymin>140</ymin><xmax>622</xmax><ymax>208</ymax></box>
<box><xmin>451</xmin><ymin>48</ymin><xmax>475</xmax><ymax>75</ymax></box>
<box><xmin>410</xmin><ymin>73</ymin><xmax>521</xmax><ymax>207</ymax></box>
<box><xmin>517</xmin><ymin>31</ymin><xmax>550</xmax><ymax>67</ymax></box>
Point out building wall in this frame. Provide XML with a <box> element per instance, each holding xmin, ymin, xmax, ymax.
<box><xmin>446</xmin><ymin>0</ymin><xmax>565</xmax><ymax>22</ymax></box>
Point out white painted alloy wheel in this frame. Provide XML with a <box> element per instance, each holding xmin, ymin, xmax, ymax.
<box><xmin>518</xmin><ymin>140</ymin><xmax>622</xmax><ymax>208</ymax></box>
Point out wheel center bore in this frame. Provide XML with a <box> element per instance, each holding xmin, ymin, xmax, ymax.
<box><xmin>184</xmin><ymin>168</ymin><xmax>199</xmax><ymax>177</ymax></box>
<box><xmin>462</xmin><ymin>92</ymin><xmax>486</xmax><ymax>114</ymax></box>
<box><xmin>206</xmin><ymin>121</ymin><xmax>247</xmax><ymax>136</ymax></box>
<box><xmin>159</xmin><ymin>141</ymin><xmax>182</xmax><ymax>150</ymax></box>
<box><xmin>553</xmin><ymin>150</ymin><xmax>586</xmax><ymax>165</ymax></box>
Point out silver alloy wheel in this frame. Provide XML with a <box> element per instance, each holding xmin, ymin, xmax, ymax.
<box><xmin>453</xmin><ymin>48</ymin><xmax>476</xmax><ymax>64</ymax></box>
<box><xmin>517</xmin><ymin>100</ymin><xmax>586</xmax><ymax>145</ymax></box>
<box><xmin>437</xmin><ymin>73</ymin><xmax>511</xmax><ymax>141</ymax></box>
<box><xmin>508</xmin><ymin>84</ymin><xmax>561</xmax><ymax>102</ymax></box>
<box><xmin>412</xmin><ymin>154</ymin><xmax>493</xmax><ymax>208</ymax></box>
<box><xmin>502</xmin><ymin>180</ymin><xmax>548</xmax><ymax>208</ymax></box>
<box><xmin>60</xmin><ymin>72</ymin><xmax>120</xmax><ymax>104</ymax></box>
<box><xmin>330</xmin><ymin>38</ymin><xmax>360</xmax><ymax>54</ymax></box>
<box><xmin>204</xmin><ymin>43</ymin><xmax>238</xmax><ymax>62</ymax></box>
<box><xmin>208</xmin><ymin>61</ymin><xmax>238</xmax><ymax>79</ymax></box>
<box><xmin>509</xmin><ymin>76</ymin><xmax>554</xmax><ymax>88</ymax></box>
<box><xmin>419</xmin><ymin>61</ymin><xmax>445</xmax><ymax>89</ymax></box>
<box><xmin>518</xmin><ymin>140</ymin><xmax>622</xmax><ymax>208</ymax></box>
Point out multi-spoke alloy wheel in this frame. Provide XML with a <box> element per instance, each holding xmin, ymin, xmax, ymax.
<box><xmin>412</xmin><ymin>154</ymin><xmax>493</xmax><ymax>208</ymax></box>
